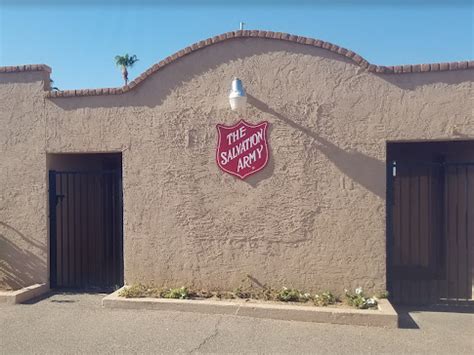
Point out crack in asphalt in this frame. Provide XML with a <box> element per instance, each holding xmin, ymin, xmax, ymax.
<box><xmin>188</xmin><ymin>316</ymin><xmax>222</xmax><ymax>354</ymax></box>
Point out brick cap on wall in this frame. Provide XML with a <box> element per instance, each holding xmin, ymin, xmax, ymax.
<box><xmin>0</xmin><ymin>64</ymin><xmax>52</xmax><ymax>73</ymax></box>
<box><xmin>1</xmin><ymin>30</ymin><xmax>472</xmax><ymax>98</ymax></box>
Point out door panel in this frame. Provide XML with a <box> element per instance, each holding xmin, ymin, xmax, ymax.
<box><xmin>388</xmin><ymin>161</ymin><xmax>474</xmax><ymax>305</ymax></box>
<box><xmin>49</xmin><ymin>170</ymin><xmax>123</xmax><ymax>289</ymax></box>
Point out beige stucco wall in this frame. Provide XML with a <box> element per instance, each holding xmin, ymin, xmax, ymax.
<box><xmin>1</xmin><ymin>37</ymin><xmax>473</xmax><ymax>293</ymax></box>
<box><xmin>0</xmin><ymin>71</ymin><xmax>49</xmax><ymax>289</ymax></box>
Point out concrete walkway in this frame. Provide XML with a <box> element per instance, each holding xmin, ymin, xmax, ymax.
<box><xmin>1</xmin><ymin>292</ymin><xmax>473</xmax><ymax>354</ymax></box>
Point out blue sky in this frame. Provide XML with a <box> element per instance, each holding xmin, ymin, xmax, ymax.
<box><xmin>1</xmin><ymin>1</ymin><xmax>472</xmax><ymax>90</ymax></box>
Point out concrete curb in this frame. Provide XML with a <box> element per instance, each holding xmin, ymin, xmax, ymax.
<box><xmin>0</xmin><ymin>283</ymin><xmax>49</xmax><ymax>304</ymax></box>
<box><xmin>103</xmin><ymin>288</ymin><xmax>398</xmax><ymax>328</ymax></box>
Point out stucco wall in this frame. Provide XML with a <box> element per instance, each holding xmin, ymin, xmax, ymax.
<box><xmin>1</xmin><ymin>37</ymin><xmax>473</xmax><ymax>293</ymax></box>
<box><xmin>0</xmin><ymin>71</ymin><xmax>49</xmax><ymax>289</ymax></box>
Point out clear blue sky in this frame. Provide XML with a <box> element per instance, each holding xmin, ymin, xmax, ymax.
<box><xmin>1</xmin><ymin>1</ymin><xmax>472</xmax><ymax>90</ymax></box>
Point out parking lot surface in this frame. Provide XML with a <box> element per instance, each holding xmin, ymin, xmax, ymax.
<box><xmin>1</xmin><ymin>292</ymin><xmax>473</xmax><ymax>354</ymax></box>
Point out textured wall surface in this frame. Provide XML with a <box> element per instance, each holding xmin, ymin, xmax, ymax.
<box><xmin>0</xmin><ymin>71</ymin><xmax>49</xmax><ymax>289</ymax></box>
<box><xmin>1</xmin><ymin>37</ymin><xmax>473</xmax><ymax>293</ymax></box>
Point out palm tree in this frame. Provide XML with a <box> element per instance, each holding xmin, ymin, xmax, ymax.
<box><xmin>50</xmin><ymin>78</ymin><xmax>59</xmax><ymax>91</ymax></box>
<box><xmin>114</xmin><ymin>54</ymin><xmax>139</xmax><ymax>85</ymax></box>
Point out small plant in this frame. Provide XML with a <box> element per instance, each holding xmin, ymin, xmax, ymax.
<box><xmin>233</xmin><ymin>287</ymin><xmax>252</xmax><ymax>299</ymax></box>
<box><xmin>196</xmin><ymin>290</ymin><xmax>214</xmax><ymax>299</ymax></box>
<box><xmin>276</xmin><ymin>287</ymin><xmax>310</xmax><ymax>302</ymax></box>
<box><xmin>344</xmin><ymin>287</ymin><xmax>378</xmax><ymax>309</ymax></box>
<box><xmin>232</xmin><ymin>275</ymin><xmax>276</xmax><ymax>301</ymax></box>
<box><xmin>161</xmin><ymin>286</ymin><xmax>191</xmax><ymax>299</ymax></box>
<box><xmin>119</xmin><ymin>283</ymin><xmax>160</xmax><ymax>298</ymax></box>
<box><xmin>49</xmin><ymin>78</ymin><xmax>59</xmax><ymax>91</ymax></box>
<box><xmin>260</xmin><ymin>287</ymin><xmax>275</xmax><ymax>301</ymax></box>
<box><xmin>375</xmin><ymin>290</ymin><xmax>389</xmax><ymax>299</ymax></box>
<box><xmin>313</xmin><ymin>291</ymin><xmax>336</xmax><ymax>307</ymax></box>
<box><xmin>119</xmin><ymin>284</ymin><xmax>146</xmax><ymax>298</ymax></box>
<box><xmin>215</xmin><ymin>291</ymin><xmax>235</xmax><ymax>299</ymax></box>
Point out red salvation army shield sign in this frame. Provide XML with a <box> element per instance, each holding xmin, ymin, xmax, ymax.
<box><xmin>216</xmin><ymin>120</ymin><xmax>269</xmax><ymax>179</ymax></box>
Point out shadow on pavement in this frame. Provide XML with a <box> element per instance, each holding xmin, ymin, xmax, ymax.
<box><xmin>22</xmin><ymin>288</ymin><xmax>114</xmax><ymax>305</ymax></box>
<box><xmin>394</xmin><ymin>307</ymin><xmax>420</xmax><ymax>329</ymax></box>
<box><xmin>21</xmin><ymin>291</ymin><xmax>54</xmax><ymax>305</ymax></box>
<box><xmin>395</xmin><ymin>303</ymin><xmax>474</xmax><ymax>329</ymax></box>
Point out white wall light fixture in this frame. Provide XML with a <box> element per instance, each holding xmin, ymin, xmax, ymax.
<box><xmin>228</xmin><ymin>78</ymin><xmax>247</xmax><ymax>111</ymax></box>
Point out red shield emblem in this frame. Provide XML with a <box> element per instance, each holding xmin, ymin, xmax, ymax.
<box><xmin>216</xmin><ymin>120</ymin><xmax>269</xmax><ymax>179</ymax></box>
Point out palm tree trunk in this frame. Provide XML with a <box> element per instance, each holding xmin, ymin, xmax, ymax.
<box><xmin>122</xmin><ymin>66</ymin><xmax>128</xmax><ymax>85</ymax></box>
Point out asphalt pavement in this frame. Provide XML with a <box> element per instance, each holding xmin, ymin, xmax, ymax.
<box><xmin>1</xmin><ymin>292</ymin><xmax>473</xmax><ymax>354</ymax></box>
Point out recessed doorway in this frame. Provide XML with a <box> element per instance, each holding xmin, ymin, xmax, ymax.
<box><xmin>386</xmin><ymin>141</ymin><xmax>474</xmax><ymax>305</ymax></box>
<box><xmin>48</xmin><ymin>153</ymin><xmax>123</xmax><ymax>290</ymax></box>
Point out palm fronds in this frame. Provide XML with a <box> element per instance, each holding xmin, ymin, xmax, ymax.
<box><xmin>115</xmin><ymin>54</ymin><xmax>139</xmax><ymax>68</ymax></box>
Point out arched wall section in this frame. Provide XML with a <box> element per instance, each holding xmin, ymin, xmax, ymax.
<box><xmin>1</xmin><ymin>35</ymin><xmax>472</xmax><ymax>293</ymax></box>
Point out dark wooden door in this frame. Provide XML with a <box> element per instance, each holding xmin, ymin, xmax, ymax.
<box><xmin>49</xmin><ymin>170</ymin><xmax>123</xmax><ymax>289</ymax></box>
<box><xmin>388</xmin><ymin>161</ymin><xmax>474</xmax><ymax>305</ymax></box>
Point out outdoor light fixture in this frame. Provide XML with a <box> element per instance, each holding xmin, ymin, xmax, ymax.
<box><xmin>228</xmin><ymin>78</ymin><xmax>247</xmax><ymax>111</ymax></box>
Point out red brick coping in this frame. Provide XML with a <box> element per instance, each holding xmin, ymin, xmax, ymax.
<box><xmin>1</xmin><ymin>30</ymin><xmax>472</xmax><ymax>98</ymax></box>
<box><xmin>0</xmin><ymin>64</ymin><xmax>51</xmax><ymax>73</ymax></box>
